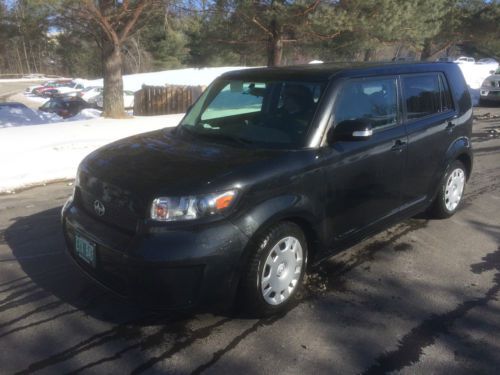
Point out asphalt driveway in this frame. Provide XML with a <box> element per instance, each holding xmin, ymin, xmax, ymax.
<box><xmin>0</xmin><ymin>107</ymin><xmax>499</xmax><ymax>374</ymax></box>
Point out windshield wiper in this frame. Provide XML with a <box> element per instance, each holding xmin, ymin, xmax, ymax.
<box><xmin>177</xmin><ymin>125</ymin><xmax>255</xmax><ymax>146</ymax></box>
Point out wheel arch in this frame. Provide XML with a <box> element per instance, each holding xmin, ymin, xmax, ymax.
<box><xmin>456</xmin><ymin>152</ymin><xmax>472</xmax><ymax>180</ymax></box>
<box><xmin>230</xmin><ymin>195</ymin><xmax>323</xmax><ymax>296</ymax></box>
<box><xmin>443</xmin><ymin>136</ymin><xmax>473</xmax><ymax>179</ymax></box>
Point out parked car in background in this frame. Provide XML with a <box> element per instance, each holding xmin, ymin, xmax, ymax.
<box><xmin>454</xmin><ymin>56</ymin><xmax>475</xmax><ymax>64</ymax></box>
<box><xmin>0</xmin><ymin>102</ymin><xmax>43</xmax><ymax>126</ymax></box>
<box><xmin>480</xmin><ymin>68</ymin><xmax>500</xmax><ymax>105</ymax></box>
<box><xmin>26</xmin><ymin>80</ymin><xmax>58</xmax><ymax>94</ymax></box>
<box><xmin>32</xmin><ymin>80</ymin><xmax>73</xmax><ymax>96</ymax></box>
<box><xmin>79</xmin><ymin>86</ymin><xmax>103</xmax><ymax>103</ymax></box>
<box><xmin>38</xmin><ymin>96</ymin><xmax>91</xmax><ymax>118</ymax></box>
<box><xmin>93</xmin><ymin>90</ymin><xmax>135</xmax><ymax>109</ymax></box>
<box><xmin>39</xmin><ymin>81</ymin><xmax>85</xmax><ymax>98</ymax></box>
<box><xmin>477</xmin><ymin>58</ymin><xmax>498</xmax><ymax>65</ymax></box>
<box><xmin>62</xmin><ymin>62</ymin><xmax>473</xmax><ymax>315</ymax></box>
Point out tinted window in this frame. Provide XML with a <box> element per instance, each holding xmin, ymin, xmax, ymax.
<box><xmin>402</xmin><ymin>74</ymin><xmax>442</xmax><ymax>120</ymax></box>
<box><xmin>334</xmin><ymin>78</ymin><xmax>398</xmax><ymax>129</ymax></box>
<box><xmin>439</xmin><ymin>75</ymin><xmax>453</xmax><ymax>111</ymax></box>
<box><xmin>181</xmin><ymin>79</ymin><xmax>325</xmax><ymax>148</ymax></box>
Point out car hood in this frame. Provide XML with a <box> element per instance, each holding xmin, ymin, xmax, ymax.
<box><xmin>482</xmin><ymin>74</ymin><xmax>500</xmax><ymax>87</ymax></box>
<box><xmin>79</xmin><ymin>128</ymin><xmax>287</xmax><ymax>198</ymax></box>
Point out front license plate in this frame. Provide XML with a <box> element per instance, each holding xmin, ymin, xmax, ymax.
<box><xmin>75</xmin><ymin>234</ymin><xmax>96</xmax><ymax>268</ymax></box>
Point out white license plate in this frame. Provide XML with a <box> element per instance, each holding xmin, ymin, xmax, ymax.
<box><xmin>75</xmin><ymin>234</ymin><xmax>96</xmax><ymax>268</ymax></box>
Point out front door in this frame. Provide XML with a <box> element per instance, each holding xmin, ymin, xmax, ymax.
<box><xmin>321</xmin><ymin>76</ymin><xmax>407</xmax><ymax>245</ymax></box>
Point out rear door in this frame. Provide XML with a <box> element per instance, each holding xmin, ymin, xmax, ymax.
<box><xmin>322</xmin><ymin>76</ymin><xmax>407</xmax><ymax>244</ymax></box>
<box><xmin>400</xmin><ymin>73</ymin><xmax>456</xmax><ymax>208</ymax></box>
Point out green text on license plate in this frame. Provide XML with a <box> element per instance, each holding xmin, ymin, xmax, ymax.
<box><xmin>75</xmin><ymin>234</ymin><xmax>96</xmax><ymax>268</ymax></box>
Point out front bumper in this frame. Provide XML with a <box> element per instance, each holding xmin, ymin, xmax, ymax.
<box><xmin>480</xmin><ymin>89</ymin><xmax>500</xmax><ymax>102</ymax></box>
<box><xmin>62</xmin><ymin>199</ymin><xmax>249</xmax><ymax>309</ymax></box>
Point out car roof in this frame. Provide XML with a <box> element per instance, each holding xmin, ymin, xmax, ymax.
<box><xmin>220</xmin><ymin>62</ymin><xmax>460</xmax><ymax>81</ymax></box>
<box><xmin>0</xmin><ymin>102</ymin><xmax>28</xmax><ymax>108</ymax></box>
<box><xmin>50</xmin><ymin>96</ymin><xmax>84</xmax><ymax>102</ymax></box>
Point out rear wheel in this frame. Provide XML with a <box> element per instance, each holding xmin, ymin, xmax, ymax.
<box><xmin>429</xmin><ymin>160</ymin><xmax>467</xmax><ymax>218</ymax></box>
<box><xmin>239</xmin><ymin>221</ymin><xmax>307</xmax><ymax>316</ymax></box>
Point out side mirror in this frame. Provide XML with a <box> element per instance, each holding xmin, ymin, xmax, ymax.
<box><xmin>328</xmin><ymin>119</ymin><xmax>373</xmax><ymax>143</ymax></box>
<box><xmin>490</xmin><ymin>70</ymin><xmax>496</xmax><ymax>75</ymax></box>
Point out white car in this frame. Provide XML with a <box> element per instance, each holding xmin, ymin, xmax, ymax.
<box><xmin>79</xmin><ymin>86</ymin><xmax>103</xmax><ymax>103</ymax></box>
<box><xmin>94</xmin><ymin>90</ymin><xmax>135</xmax><ymax>109</ymax></box>
<box><xmin>477</xmin><ymin>58</ymin><xmax>498</xmax><ymax>65</ymax></box>
<box><xmin>54</xmin><ymin>82</ymin><xmax>85</xmax><ymax>96</ymax></box>
<box><xmin>454</xmin><ymin>56</ymin><xmax>475</xmax><ymax>64</ymax></box>
<box><xmin>479</xmin><ymin>68</ymin><xmax>500</xmax><ymax>105</ymax></box>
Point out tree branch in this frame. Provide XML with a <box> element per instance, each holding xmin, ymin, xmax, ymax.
<box><xmin>236</xmin><ymin>11</ymin><xmax>273</xmax><ymax>37</ymax></box>
<box><xmin>81</xmin><ymin>0</ymin><xmax>119</xmax><ymax>45</ymax></box>
<box><xmin>295</xmin><ymin>0</ymin><xmax>320</xmax><ymax>18</ymax></box>
<box><xmin>305</xmin><ymin>29</ymin><xmax>341</xmax><ymax>40</ymax></box>
<box><xmin>119</xmin><ymin>0</ymin><xmax>150</xmax><ymax>42</ymax></box>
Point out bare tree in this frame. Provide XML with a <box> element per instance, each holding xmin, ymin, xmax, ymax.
<box><xmin>59</xmin><ymin>0</ymin><xmax>156</xmax><ymax>118</ymax></box>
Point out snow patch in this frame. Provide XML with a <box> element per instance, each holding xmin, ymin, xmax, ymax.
<box><xmin>0</xmin><ymin>105</ymin><xmax>63</xmax><ymax>128</ymax></box>
<box><xmin>70</xmin><ymin>108</ymin><xmax>102</xmax><ymax>121</ymax></box>
<box><xmin>0</xmin><ymin>113</ymin><xmax>184</xmax><ymax>193</ymax></box>
<box><xmin>85</xmin><ymin>66</ymin><xmax>249</xmax><ymax>92</ymax></box>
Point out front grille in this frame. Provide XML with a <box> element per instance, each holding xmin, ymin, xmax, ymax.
<box><xmin>74</xmin><ymin>172</ymin><xmax>144</xmax><ymax>233</ymax></box>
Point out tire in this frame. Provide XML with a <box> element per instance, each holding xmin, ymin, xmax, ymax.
<box><xmin>429</xmin><ymin>160</ymin><xmax>467</xmax><ymax>219</ymax></box>
<box><xmin>239</xmin><ymin>221</ymin><xmax>308</xmax><ymax>317</ymax></box>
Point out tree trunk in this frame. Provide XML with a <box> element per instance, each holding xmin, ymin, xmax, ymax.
<box><xmin>420</xmin><ymin>39</ymin><xmax>432</xmax><ymax>61</ymax></box>
<box><xmin>267</xmin><ymin>36</ymin><xmax>283</xmax><ymax>67</ymax></box>
<box><xmin>102</xmin><ymin>42</ymin><xmax>126</xmax><ymax>118</ymax></box>
<box><xmin>363</xmin><ymin>48</ymin><xmax>375</xmax><ymax>62</ymax></box>
<box><xmin>267</xmin><ymin>18</ymin><xmax>283</xmax><ymax>67</ymax></box>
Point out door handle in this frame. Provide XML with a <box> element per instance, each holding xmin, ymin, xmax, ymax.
<box><xmin>391</xmin><ymin>139</ymin><xmax>407</xmax><ymax>152</ymax></box>
<box><xmin>446</xmin><ymin>114</ymin><xmax>459</xmax><ymax>131</ymax></box>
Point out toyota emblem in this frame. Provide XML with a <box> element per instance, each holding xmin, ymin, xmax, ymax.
<box><xmin>93</xmin><ymin>200</ymin><xmax>105</xmax><ymax>216</ymax></box>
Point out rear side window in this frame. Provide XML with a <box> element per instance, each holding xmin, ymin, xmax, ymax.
<box><xmin>439</xmin><ymin>75</ymin><xmax>453</xmax><ymax>111</ymax></box>
<box><xmin>334</xmin><ymin>77</ymin><xmax>398</xmax><ymax>130</ymax></box>
<box><xmin>402</xmin><ymin>74</ymin><xmax>452</xmax><ymax>120</ymax></box>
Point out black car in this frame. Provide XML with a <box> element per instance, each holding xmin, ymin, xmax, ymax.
<box><xmin>39</xmin><ymin>96</ymin><xmax>90</xmax><ymax>118</ymax></box>
<box><xmin>62</xmin><ymin>62</ymin><xmax>473</xmax><ymax>315</ymax></box>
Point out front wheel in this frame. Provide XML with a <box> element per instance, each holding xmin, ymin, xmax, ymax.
<box><xmin>429</xmin><ymin>160</ymin><xmax>467</xmax><ymax>218</ymax></box>
<box><xmin>239</xmin><ymin>221</ymin><xmax>307</xmax><ymax>316</ymax></box>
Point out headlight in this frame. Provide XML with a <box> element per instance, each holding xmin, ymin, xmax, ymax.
<box><xmin>151</xmin><ymin>190</ymin><xmax>238</xmax><ymax>222</ymax></box>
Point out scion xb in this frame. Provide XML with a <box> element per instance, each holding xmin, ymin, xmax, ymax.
<box><xmin>62</xmin><ymin>62</ymin><xmax>473</xmax><ymax>315</ymax></box>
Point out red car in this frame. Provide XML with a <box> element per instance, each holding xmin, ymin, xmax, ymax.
<box><xmin>31</xmin><ymin>80</ymin><xmax>74</xmax><ymax>96</ymax></box>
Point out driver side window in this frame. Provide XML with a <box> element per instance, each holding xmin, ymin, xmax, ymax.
<box><xmin>334</xmin><ymin>78</ymin><xmax>398</xmax><ymax>130</ymax></box>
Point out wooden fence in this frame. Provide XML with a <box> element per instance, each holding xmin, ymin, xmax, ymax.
<box><xmin>133</xmin><ymin>85</ymin><xmax>205</xmax><ymax>116</ymax></box>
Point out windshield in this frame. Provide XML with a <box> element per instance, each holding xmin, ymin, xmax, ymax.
<box><xmin>179</xmin><ymin>78</ymin><xmax>326</xmax><ymax>148</ymax></box>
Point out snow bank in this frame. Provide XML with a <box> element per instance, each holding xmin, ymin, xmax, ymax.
<box><xmin>70</xmin><ymin>108</ymin><xmax>102</xmax><ymax>121</ymax></box>
<box><xmin>0</xmin><ymin>103</ymin><xmax>107</xmax><ymax>127</ymax></box>
<box><xmin>0</xmin><ymin>105</ymin><xmax>63</xmax><ymax>128</ymax></box>
<box><xmin>0</xmin><ymin>113</ymin><xmax>184</xmax><ymax>193</ymax></box>
<box><xmin>85</xmin><ymin>66</ymin><xmax>248</xmax><ymax>92</ymax></box>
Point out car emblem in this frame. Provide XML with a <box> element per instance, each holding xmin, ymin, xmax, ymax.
<box><xmin>93</xmin><ymin>200</ymin><xmax>105</xmax><ymax>216</ymax></box>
